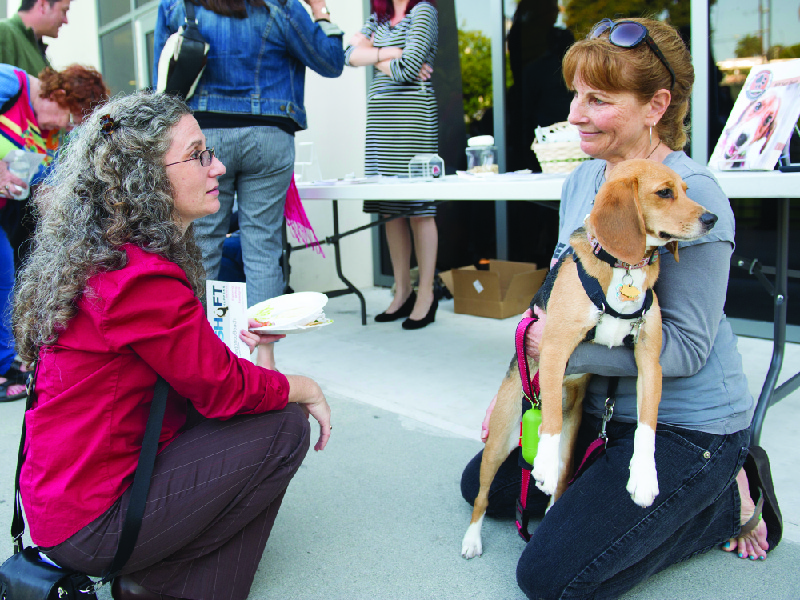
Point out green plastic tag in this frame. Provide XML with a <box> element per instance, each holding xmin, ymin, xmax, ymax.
<box><xmin>521</xmin><ymin>407</ymin><xmax>542</xmax><ymax>465</ymax></box>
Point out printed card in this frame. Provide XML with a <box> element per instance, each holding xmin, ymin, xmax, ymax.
<box><xmin>206</xmin><ymin>280</ymin><xmax>250</xmax><ymax>361</ymax></box>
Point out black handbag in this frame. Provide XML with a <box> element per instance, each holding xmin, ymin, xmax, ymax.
<box><xmin>156</xmin><ymin>0</ymin><xmax>209</xmax><ymax>100</ymax></box>
<box><xmin>0</xmin><ymin>369</ymin><xmax>169</xmax><ymax>599</ymax></box>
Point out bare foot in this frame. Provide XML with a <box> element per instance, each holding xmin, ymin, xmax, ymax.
<box><xmin>722</xmin><ymin>467</ymin><xmax>769</xmax><ymax>560</ymax></box>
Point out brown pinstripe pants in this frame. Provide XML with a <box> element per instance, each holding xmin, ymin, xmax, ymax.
<box><xmin>45</xmin><ymin>403</ymin><xmax>311</xmax><ymax>600</ymax></box>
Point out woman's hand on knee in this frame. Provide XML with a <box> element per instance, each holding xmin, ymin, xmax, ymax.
<box><xmin>285</xmin><ymin>375</ymin><xmax>331</xmax><ymax>451</ymax></box>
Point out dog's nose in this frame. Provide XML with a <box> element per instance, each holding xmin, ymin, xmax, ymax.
<box><xmin>736</xmin><ymin>133</ymin><xmax>748</xmax><ymax>147</ymax></box>
<box><xmin>701</xmin><ymin>212</ymin><xmax>718</xmax><ymax>229</ymax></box>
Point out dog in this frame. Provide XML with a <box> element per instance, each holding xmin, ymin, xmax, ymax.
<box><xmin>461</xmin><ymin>159</ymin><xmax>718</xmax><ymax>559</ymax></box>
<box><xmin>721</xmin><ymin>90</ymin><xmax>781</xmax><ymax>168</ymax></box>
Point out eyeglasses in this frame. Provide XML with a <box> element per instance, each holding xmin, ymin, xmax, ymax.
<box><xmin>589</xmin><ymin>19</ymin><xmax>676</xmax><ymax>91</ymax></box>
<box><xmin>165</xmin><ymin>148</ymin><xmax>216</xmax><ymax>168</ymax></box>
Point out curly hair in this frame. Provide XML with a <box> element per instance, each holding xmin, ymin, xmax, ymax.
<box><xmin>13</xmin><ymin>91</ymin><xmax>207</xmax><ymax>364</ymax></box>
<box><xmin>37</xmin><ymin>64</ymin><xmax>109</xmax><ymax>121</ymax></box>
<box><xmin>562</xmin><ymin>17</ymin><xmax>695</xmax><ymax>151</ymax></box>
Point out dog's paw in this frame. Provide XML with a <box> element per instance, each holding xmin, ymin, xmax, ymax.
<box><xmin>627</xmin><ymin>454</ymin><xmax>659</xmax><ymax>507</ymax></box>
<box><xmin>461</xmin><ymin>521</ymin><xmax>483</xmax><ymax>559</ymax></box>
<box><xmin>626</xmin><ymin>463</ymin><xmax>658</xmax><ymax>507</ymax></box>
<box><xmin>532</xmin><ymin>433</ymin><xmax>560</xmax><ymax>496</ymax></box>
<box><xmin>627</xmin><ymin>425</ymin><xmax>658</xmax><ymax>507</ymax></box>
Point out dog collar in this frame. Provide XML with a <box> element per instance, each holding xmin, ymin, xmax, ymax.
<box><xmin>574</xmin><ymin>256</ymin><xmax>653</xmax><ymax>321</ymax></box>
<box><xmin>587</xmin><ymin>232</ymin><xmax>659</xmax><ymax>270</ymax></box>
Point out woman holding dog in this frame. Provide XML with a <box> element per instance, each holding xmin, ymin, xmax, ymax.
<box><xmin>13</xmin><ymin>91</ymin><xmax>331</xmax><ymax>600</ymax></box>
<box><xmin>461</xmin><ymin>17</ymin><xmax>781</xmax><ymax>599</ymax></box>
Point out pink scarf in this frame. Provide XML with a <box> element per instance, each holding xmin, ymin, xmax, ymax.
<box><xmin>284</xmin><ymin>174</ymin><xmax>325</xmax><ymax>257</ymax></box>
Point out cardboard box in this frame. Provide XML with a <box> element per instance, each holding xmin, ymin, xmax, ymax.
<box><xmin>441</xmin><ymin>260</ymin><xmax>547</xmax><ymax>319</ymax></box>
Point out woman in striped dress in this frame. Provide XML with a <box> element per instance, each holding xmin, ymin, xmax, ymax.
<box><xmin>345</xmin><ymin>0</ymin><xmax>440</xmax><ymax>329</ymax></box>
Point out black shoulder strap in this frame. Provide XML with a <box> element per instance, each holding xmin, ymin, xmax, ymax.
<box><xmin>11</xmin><ymin>363</ymin><xmax>170</xmax><ymax>583</ymax></box>
<box><xmin>102</xmin><ymin>375</ymin><xmax>169</xmax><ymax>581</ymax></box>
<box><xmin>184</xmin><ymin>0</ymin><xmax>196</xmax><ymax>22</ymax></box>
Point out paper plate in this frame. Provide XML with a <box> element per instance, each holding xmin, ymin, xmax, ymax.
<box><xmin>251</xmin><ymin>318</ymin><xmax>333</xmax><ymax>335</ymax></box>
<box><xmin>248</xmin><ymin>292</ymin><xmax>328</xmax><ymax>330</ymax></box>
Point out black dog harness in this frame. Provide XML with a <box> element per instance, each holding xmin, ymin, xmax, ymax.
<box><xmin>576</xmin><ymin>236</ymin><xmax>659</xmax><ymax>346</ymax></box>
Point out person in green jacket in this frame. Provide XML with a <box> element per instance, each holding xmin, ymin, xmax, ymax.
<box><xmin>0</xmin><ymin>0</ymin><xmax>72</xmax><ymax>75</ymax></box>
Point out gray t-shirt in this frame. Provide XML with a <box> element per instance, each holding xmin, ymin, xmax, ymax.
<box><xmin>558</xmin><ymin>151</ymin><xmax>753</xmax><ymax>434</ymax></box>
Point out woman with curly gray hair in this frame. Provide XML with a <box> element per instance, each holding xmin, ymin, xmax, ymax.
<box><xmin>13</xmin><ymin>91</ymin><xmax>331</xmax><ymax>600</ymax></box>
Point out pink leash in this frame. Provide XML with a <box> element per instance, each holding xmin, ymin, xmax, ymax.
<box><xmin>512</xmin><ymin>316</ymin><xmax>617</xmax><ymax>542</ymax></box>
<box><xmin>514</xmin><ymin>317</ymin><xmax>539</xmax><ymax>542</ymax></box>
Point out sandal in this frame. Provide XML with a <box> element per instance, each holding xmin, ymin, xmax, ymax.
<box><xmin>0</xmin><ymin>364</ymin><xmax>28</xmax><ymax>402</ymax></box>
<box><xmin>738</xmin><ymin>487</ymin><xmax>764</xmax><ymax>536</ymax></box>
<box><xmin>742</xmin><ymin>445</ymin><xmax>782</xmax><ymax>551</ymax></box>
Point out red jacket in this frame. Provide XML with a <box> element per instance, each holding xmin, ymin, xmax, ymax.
<box><xmin>20</xmin><ymin>245</ymin><xmax>289</xmax><ymax>546</ymax></box>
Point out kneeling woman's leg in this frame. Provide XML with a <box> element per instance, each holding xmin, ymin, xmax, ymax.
<box><xmin>516</xmin><ymin>416</ymin><xmax>748</xmax><ymax>600</ymax></box>
<box><xmin>47</xmin><ymin>404</ymin><xmax>310</xmax><ymax>600</ymax></box>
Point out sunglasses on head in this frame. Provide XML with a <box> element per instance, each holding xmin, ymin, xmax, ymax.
<box><xmin>589</xmin><ymin>19</ymin><xmax>676</xmax><ymax>91</ymax></box>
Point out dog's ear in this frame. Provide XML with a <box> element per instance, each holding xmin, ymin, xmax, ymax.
<box><xmin>665</xmin><ymin>240</ymin><xmax>679</xmax><ymax>262</ymax></box>
<box><xmin>589</xmin><ymin>177</ymin><xmax>646</xmax><ymax>265</ymax></box>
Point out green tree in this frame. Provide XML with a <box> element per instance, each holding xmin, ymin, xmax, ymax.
<box><xmin>562</xmin><ymin>0</ymin><xmax>702</xmax><ymax>40</ymax></box>
<box><xmin>774</xmin><ymin>42</ymin><xmax>800</xmax><ymax>59</ymax></box>
<box><xmin>459</xmin><ymin>28</ymin><xmax>493</xmax><ymax>124</ymax></box>
<box><xmin>735</xmin><ymin>34</ymin><xmax>764</xmax><ymax>58</ymax></box>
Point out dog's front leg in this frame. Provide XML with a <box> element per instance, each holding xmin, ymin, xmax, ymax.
<box><xmin>549</xmin><ymin>374</ymin><xmax>590</xmax><ymax>508</ymax></box>
<box><xmin>627</xmin><ymin>307</ymin><xmax>663</xmax><ymax>507</ymax></box>
<box><xmin>532</xmin><ymin>341</ymin><xmax>572</xmax><ymax>496</ymax></box>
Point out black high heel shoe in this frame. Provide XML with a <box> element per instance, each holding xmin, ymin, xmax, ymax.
<box><xmin>374</xmin><ymin>291</ymin><xmax>417</xmax><ymax>323</ymax></box>
<box><xmin>402</xmin><ymin>297</ymin><xmax>438</xmax><ymax>330</ymax></box>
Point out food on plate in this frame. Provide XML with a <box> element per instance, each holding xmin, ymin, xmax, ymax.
<box><xmin>251</xmin><ymin>305</ymin><xmax>275</xmax><ymax>326</ymax></box>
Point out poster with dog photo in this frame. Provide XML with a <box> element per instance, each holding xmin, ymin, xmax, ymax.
<box><xmin>709</xmin><ymin>58</ymin><xmax>800</xmax><ymax>170</ymax></box>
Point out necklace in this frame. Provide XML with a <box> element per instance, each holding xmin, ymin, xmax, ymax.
<box><xmin>646</xmin><ymin>140</ymin><xmax>663</xmax><ymax>160</ymax></box>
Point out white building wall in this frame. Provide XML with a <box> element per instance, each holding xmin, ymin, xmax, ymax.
<box><xmin>291</xmin><ymin>1</ymin><xmax>373</xmax><ymax>293</ymax></box>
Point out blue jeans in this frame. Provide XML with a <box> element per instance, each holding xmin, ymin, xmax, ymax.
<box><xmin>461</xmin><ymin>414</ymin><xmax>749</xmax><ymax>599</ymax></box>
<box><xmin>0</xmin><ymin>226</ymin><xmax>15</xmax><ymax>374</ymax></box>
<box><xmin>193</xmin><ymin>126</ymin><xmax>294</xmax><ymax>307</ymax></box>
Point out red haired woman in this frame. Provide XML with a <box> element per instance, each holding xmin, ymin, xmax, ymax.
<box><xmin>346</xmin><ymin>1</ymin><xmax>440</xmax><ymax>330</ymax></box>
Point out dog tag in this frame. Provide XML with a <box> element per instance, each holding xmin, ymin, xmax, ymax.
<box><xmin>521</xmin><ymin>408</ymin><xmax>542</xmax><ymax>465</ymax></box>
<box><xmin>617</xmin><ymin>284</ymin><xmax>640</xmax><ymax>302</ymax></box>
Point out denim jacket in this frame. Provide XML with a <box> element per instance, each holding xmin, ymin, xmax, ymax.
<box><xmin>153</xmin><ymin>0</ymin><xmax>344</xmax><ymax>130</ymax></box>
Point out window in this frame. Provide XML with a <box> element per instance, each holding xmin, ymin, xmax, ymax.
<box><xmin>99</xmin><ymin>0</ymin><xmax>132</xmax><ymax>27</ymax></box>
<box><xmin>97</xmin><ymin>1</ymin><xmax>158</xmax><ymax>94</ymax></box>
<box><xmin>100</xmin><ymin>24</ymin><xmax>137</xmax><ymax>95</ymax></box>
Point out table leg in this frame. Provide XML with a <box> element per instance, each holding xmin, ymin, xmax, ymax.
<box><xmin>328</xmin><ymin>200</ymin><xmax>367</xmax><ymax>325</ymax></box>
<box><xmin>750</xmin><ymin>197</ymin><xmax>790</xmax><ymax>444</ymax></box>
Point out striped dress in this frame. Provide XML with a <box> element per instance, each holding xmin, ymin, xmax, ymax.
<box><xmin>345</xmin><ymin>2</ymin><xmax>438</xmax><ymax>216</ymax></box>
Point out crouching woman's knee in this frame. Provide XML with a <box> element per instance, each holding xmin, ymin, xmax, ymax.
<box><xmin>276</xmin><ymin>403</ymin><xmax>311</xmax><ymax>468</ymax></box>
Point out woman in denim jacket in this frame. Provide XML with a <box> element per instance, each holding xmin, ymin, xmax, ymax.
<box><xmin>154</xmin><ymin>0</ymin><xmax>344</xmax><ymax>368</ymax></box>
